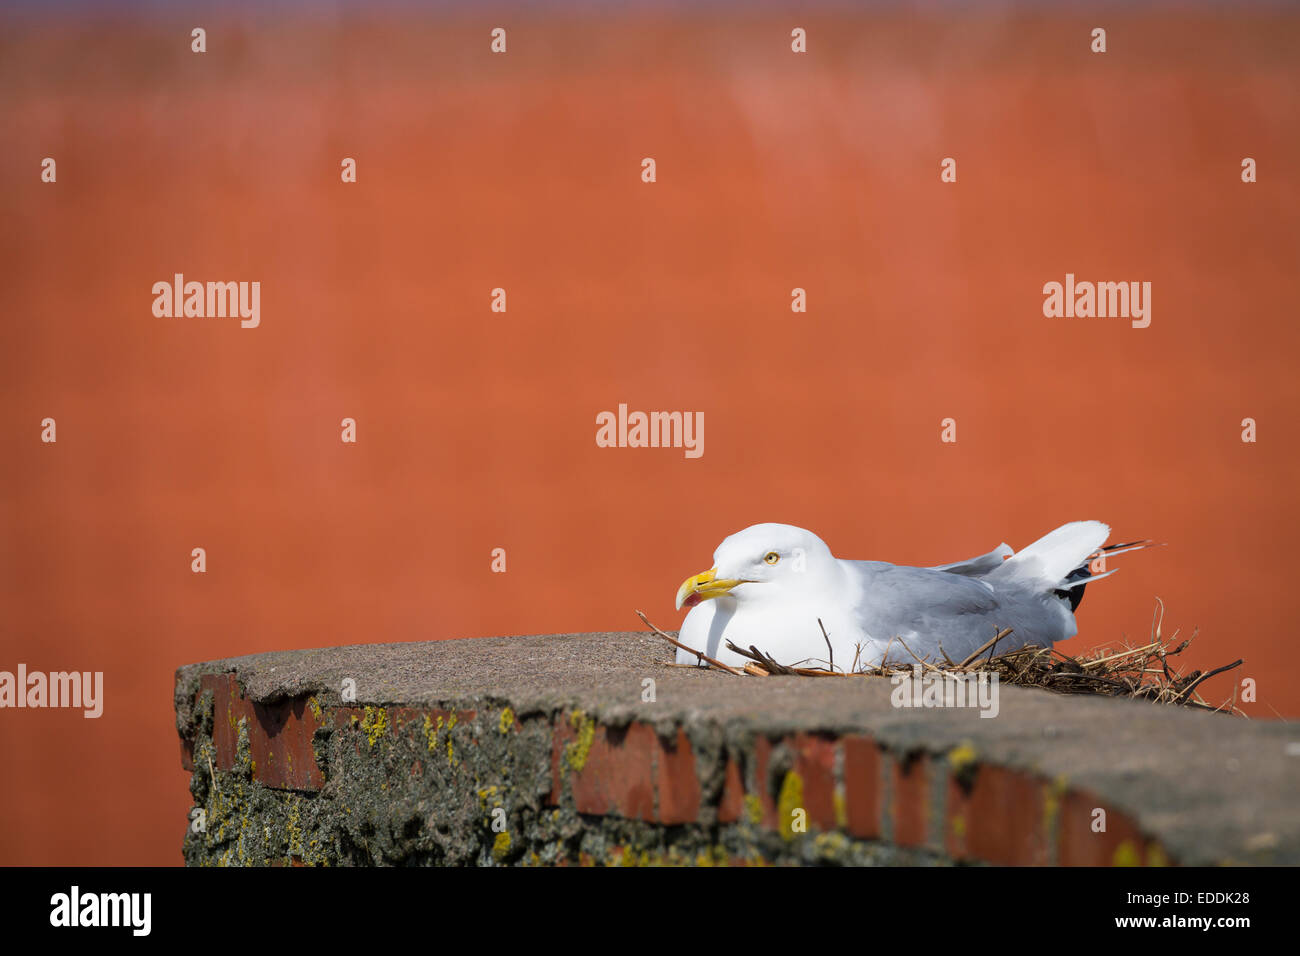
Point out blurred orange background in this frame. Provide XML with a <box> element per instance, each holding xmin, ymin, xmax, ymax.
<box><xmin>2</xmin><ymin>3</ymin><xmax>1298</xmax><ymax>865</ymax></box>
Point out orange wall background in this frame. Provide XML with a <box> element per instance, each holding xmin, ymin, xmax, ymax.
<box><xmin>2</xmin><ymin>4</ymin><xmax>1298</xmax><ymax>865</ymax></box>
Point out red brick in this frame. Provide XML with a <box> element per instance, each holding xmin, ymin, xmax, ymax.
<box><xmin>792</xmin><ymin>733</ymin><xmax>838</xmax><ymax>830</ymax></box>
<box><xmin>202</xmin><ymin>674</ymin><xmax>325</xmax><ymax>791</ymax></box>
<box><xmin>207</xmin><ymin>674</ymin><xmax>247</xmax><ymax>771</ymax></box>
<box><xmin>717</xmin><ymin>757</ymin><xmax>745</xmax><ymax>824</ymax></box>
<box><xmin>1058</xmin><ymin>789</ymin><xmax>1158</xmax><ymax>866</ymax></box>
<box><xmin>570</xmin><ymin>723</ymin><xmax>656</xmax><ymax>821</ymax></box>
<box><xmin>656</xmin><ymin>728</ymin><xmax>701</xmax><ymax>824</ymax></box>
<box><xmin>842</xmin><ymin>736</ymin><xmax>882</xmax><ymax>839</ymax></box>
<box><xmin>247</xmin><ymin>695</ymin><xmax>324</xmax><ymax>791</ymax></box>
<box><xmin>946</xmin><ymin>767</ymin><xmax>1048</xmax><ymax>865</ymax></box>
<box><xmin>891</xmin><ymin>752</ymin><xmax>930</xmax><ymax>848</ymax></box>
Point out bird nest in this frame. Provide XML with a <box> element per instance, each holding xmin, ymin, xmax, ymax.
<box><xmin>636</xmin><ymin>601</ymin><xmax>1244</xmax><ymax>715</ymax></box>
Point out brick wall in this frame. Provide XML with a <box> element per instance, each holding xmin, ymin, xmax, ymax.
<box><xmin>174</xmin><ymin>634</ymin><xmax>1299</xmax><ymax>866</ymax></box>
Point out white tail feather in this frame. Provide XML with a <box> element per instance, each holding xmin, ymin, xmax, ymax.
<box><xmin>993</xmin><ymin>521</ymin><xmax>1110</xmax><ymax>586</ymax></box>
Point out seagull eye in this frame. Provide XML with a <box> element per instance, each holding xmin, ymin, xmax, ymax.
<box><xmin>763</xmin><ymin>551</ymin><xmax>780</xmax><ymax>565</ymax></box>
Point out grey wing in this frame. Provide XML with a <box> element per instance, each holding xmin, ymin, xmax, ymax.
<box><xmin>928</xmin><ymin>543</ymin><xmax>1013</xmax><ymax>577</ymax></box>
<box><xmin>844</xmin><ymin>561</ymin><xmax>1063</xmax><ymax>662</ymax></box>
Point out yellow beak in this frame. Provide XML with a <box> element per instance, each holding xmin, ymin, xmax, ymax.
<box><xmin>675</xmin><ymin>568</ymin><xmax>746</xmax><ymax>611</ymax></box>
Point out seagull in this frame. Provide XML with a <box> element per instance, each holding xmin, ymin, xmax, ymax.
<box><xmin>673</xmin><ymin>522</ymin><xmax>1152</xmax><ymax>671</ymax></box>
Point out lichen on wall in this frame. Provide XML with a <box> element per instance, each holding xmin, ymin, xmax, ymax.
<box><xmin>180</xmin><ymin>693</ymin><xmax>950</xmax><ymax>867</ymax></box>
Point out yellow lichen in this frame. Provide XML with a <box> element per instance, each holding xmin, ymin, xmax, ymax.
<box><xmin>360</xmin><ymin>706</ymin><xmax>388</xmax><ymax>747</ymax></box>
<box><xmin>813</xmin><ymin>832</ymin><xmax>849</xmax><ymax>859</ymax></box>
<box><xmin>1113</xmin><ymin>840</ymin><xmax>1141</xmax><ymax>867</ymax></box>
<box><xmin>948</xmin><ymin>742</ymin><xmax>978</xmax><ymax>774</ymax></box>
<box><xmin>307</xmin><ymin>696</ymin><xmax>323</xmax><ymax>724</ymax></box>
<box><xmin>499</xmin><ymin>707</ymin><xmax>514</xmax><ymax>734</ymax></box>
<box><xmin>778</xmin><ymin>771</ymin><xmax>805</xmax><ymax>840</ymax></box>
<box><xmin>565</xmin><ymin>710</ymin><xmax>596</xmax><ymax>771</ymax></box>
<box><xmin>286</xmin><ymin>803</ymin><xmax>303</xmax><ymax>858</ymax></box>
<box><xmin>833</xmin><ymin>787</ymin><xmax>848</xmax><ymax>829</ymax></box>
<box><xmin>423</xmin><ymin>714</ymin><xmax>442</xmax><ymax>753</ymax></box>
<box><xmin>694</xmin><ymin>846</ymin><xmax>728</xmax><ymax>867</ymax></box>
<box><xmin>744</xmin><ymin>794</ymin><xmax>764</xmax><ymax>826</ymax></box>
<box><xmin>492</xmin><ymin>830</ymin><xmax>512</xmax><ymax>862</ymax></box>
<box><xmin>1146</xmin><ymin>843</ymin><xmax>1169</xmax><ymax>867</ymax></box>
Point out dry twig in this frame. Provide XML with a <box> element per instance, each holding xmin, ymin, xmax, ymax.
<box><xmin>634</xmin><ymin>603</ymin><xmax>1242</xmax><ymax>714</ymax></box>
<box><xmin>635</xmin><ymin>609</ymin><xmax>744</xmax><ymax>676</ymax></box>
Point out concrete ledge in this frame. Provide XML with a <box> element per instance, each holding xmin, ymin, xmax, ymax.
<box><xmin>174</xmin><ymin>633</ymin><xmax>1299</xmax><ymax>866</ymax></box>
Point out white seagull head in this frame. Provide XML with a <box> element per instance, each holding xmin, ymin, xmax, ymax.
<box><xmin>674</xmin><ymin>523</ymin><xmax>837</xmax><ymax>610</ymax></box>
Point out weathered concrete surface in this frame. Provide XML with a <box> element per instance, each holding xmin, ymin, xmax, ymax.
<box><xmin>175</xmin><ymin>632</ymin><xmax>1300</xmax><ymax>866</ymax></box>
